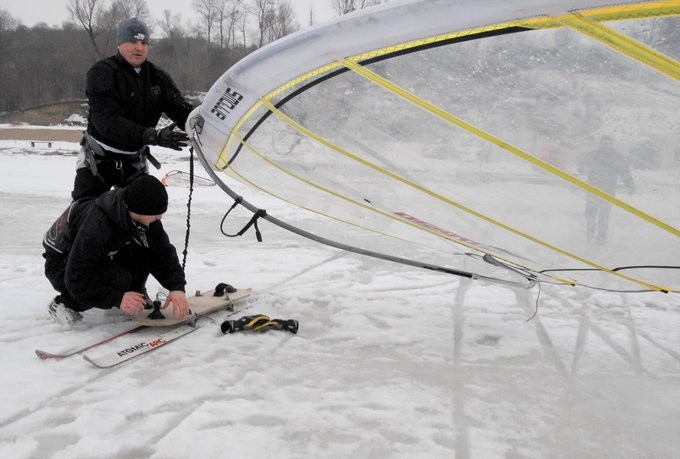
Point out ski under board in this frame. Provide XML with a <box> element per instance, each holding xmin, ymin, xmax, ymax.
<box><xmin>36</xmin><ymin>285</ymin><xmax>252</xmax><ymax>361</ymax></box>
<box><xmin>83</xmin><ymin>324</ymin><xmax>197</xmax><ymax>368</ymax></box>
<box><xmin>83</xmin><ymin>287</ymin><xmax>254</xmax><ymax>368</ymax></box>
<box><xmin>35</xmin><ymin>324</ymin><xmax>146</xmax><ymax>360</ymax></box>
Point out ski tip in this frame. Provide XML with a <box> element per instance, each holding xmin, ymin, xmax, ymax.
<box><xmin>35</xmin><ymin>349</ymin><xmax>60</xmax><ymax>360</ymax></box>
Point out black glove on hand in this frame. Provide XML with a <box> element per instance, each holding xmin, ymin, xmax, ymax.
<box><xmin>143</xmin><ymin>122</ymin><xmax>189</xmax><ymax>151</ymax></box>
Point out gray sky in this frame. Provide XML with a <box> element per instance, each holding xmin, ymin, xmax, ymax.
<box><xmin>1</xmin><ymin>0</ymin><xmax>338</xmax><ymax>29</ymax></box>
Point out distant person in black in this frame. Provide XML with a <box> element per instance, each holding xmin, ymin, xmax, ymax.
<box><xmin>578</xmin><ymin>135</ymin><xmax>635</xmax><ymax>244</ymax></box>
<box><xmin>73</xmin><ymin>17</ymin><xmax>194</xmax><ymax>200</ymax></box>
<box><xmin>44</xmin><ymin>175</ymin><xmax>189</xmax><ymax>327</ymax></box>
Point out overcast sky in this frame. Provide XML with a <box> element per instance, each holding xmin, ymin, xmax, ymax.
<box><xmin>1</xmin><ymin>0</ymin><xmax>338</xmax><ymax>29</ymax></box>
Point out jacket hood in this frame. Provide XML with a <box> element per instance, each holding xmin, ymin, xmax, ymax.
<box><xmin>94</xmin><ymin>188</ymin><xmax>132</xmax><ymax>234</ymax></box>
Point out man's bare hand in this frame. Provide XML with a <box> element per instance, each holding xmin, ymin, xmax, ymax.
<box><xmin>163</xmin><ymin>290</ymin><xmax>189</xmax><ymax>318</ymax></box>
<box><xmin>120</xmin><ymin>291</ymin><xmax>147</xmax><ymax>315</ymax></box>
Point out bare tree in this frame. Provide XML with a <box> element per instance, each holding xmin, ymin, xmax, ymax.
<box><xmin>215</xmin><ymin>0</ymin><xmax>227</xmax><ymax>48</ymax></box>
<box><xmin>251</xmin><ymin>0</ymin><xmax>297</xmax><ymax>47</ymax></box>
<box><xmin>158</xmin><ymin>9</ymin><xmax>185</xmax><ymax>40</ymax></box>
<box><xmin>193</xmin><ymin>0</ymin><xmax>218</xmax><ymax>46</ymax></box>
<box><xmin>331</xmin><ymin>0</ymin><xmax>381</xmax><ymax>15</ymax></box>
<box><xmin>226</xmin><ymin>1</ymin><xmax>244</xmax><ymax>48</ymax></box>
<box><xmin>68</xmin><ymin>0</ymin><xmax>105</xmax><ymax>58</ymax></box>
<box><xmin>110</xmin><ymin>0</ymin><xmax>150</xmax><ymax>19</ymax></box>
<box><xmin>212</xmin><ymin>0</ymin><xmax>245</xmax><ymax>49</ymax></box>
<box><xmin>108</xmin><ymin>0</ymin><xmax>150</xmax><ymax>31</ymax></box>
<box><xmin>238</xmin><ymin>10</ymin><xmax>248</xmax><ymax>47</ymax></box>
<box><xmin>250</xmin><ymin>0</ymin><xmax>274</xmax><ymax>47</ymax></box>
<box><xmin>265</xmin><ymin>1</ymin><xmax>298</xmax><ymax>43</ymax></box>
<box><xmin>0</xmin><ymin>9</ymin><xmax>19</xmax><ymax>34</ymax></box>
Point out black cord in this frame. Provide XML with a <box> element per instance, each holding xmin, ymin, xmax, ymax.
<box><xmin>181</xmin><ymin>147</ymin><xmax>195</xmax><ymax>270</ymax></box>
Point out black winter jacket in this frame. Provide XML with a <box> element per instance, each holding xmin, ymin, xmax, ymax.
<box><xmin>43</xmin><ymin>189</ymin><xmax>186</xmax><ymax>309</ymax></box>
<box><xmin>86</xmin><ymin>53</ymin><xmax>194</xmax><ymax>152</ymax></box>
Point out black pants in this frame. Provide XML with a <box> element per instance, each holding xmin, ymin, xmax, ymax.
<box><xmin>72</xmin><ymin>156</ymin><xmax>148</xmax><ymax>200</ymax></box>
<box><xmin>44</xmin><ymin>249</ymin><xmax>150</xmax><ymax>312</ymax></box>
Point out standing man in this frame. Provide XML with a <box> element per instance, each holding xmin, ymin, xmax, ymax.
<box><xmin>44</xmin><ymin>175</ymin><xmax>189</xmax><ymax>327</ymax></box>
<box><xmin>578</xmin><ymin>136</ymin><xmax>635</xmax><ymax>244</ymax></box>
<box><xmin>74</xmin><ymin>17</ymin><xmax>194</xmax><ymax>200</ymax></box>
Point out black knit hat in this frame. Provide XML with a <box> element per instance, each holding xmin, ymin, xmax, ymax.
<box><xmin>117</xmin><ymin>17</ymin><xmax>150</xmax><ymax>45</ymax></box>
<box><xmin>124</xmin><ymin>175</ymin><xmax>168</xmax><ymax>215</ymax></box>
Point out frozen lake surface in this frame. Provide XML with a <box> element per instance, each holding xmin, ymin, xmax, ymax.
<box><xmin>0</xmin><ymin>140</ymin><xmax>678</xmax><ymax>458</ymax></box>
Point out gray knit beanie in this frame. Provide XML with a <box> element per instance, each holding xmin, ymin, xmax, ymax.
<box><xmin>117</xmin><ymin>18</ymin><xmax>150</xmax><ymax>45</ymax></box>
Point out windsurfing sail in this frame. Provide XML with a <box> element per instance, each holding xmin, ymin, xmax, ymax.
<box><xmin>188</xmin><ymin>0</ymin><xmax>680</xmax><ymax>293</ymax></box>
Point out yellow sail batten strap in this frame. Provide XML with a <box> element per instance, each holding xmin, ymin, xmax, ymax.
<box><xmin>226</xmin><ymin>132</ymin><xmax>441</xmax><ymax>245</ymax></box>
<box><xmin>341</xmin><ymin>58</ymin><xmax>680</xmax><ymax>239</ymax></box>
<box><xmin>226</xmin><ymin>162</ymin><xmax>572</xmax><ymax>288</ymax></box>
<box><xmin>228</xmin><ymin>129</ymin><xmax>578</xmax><ymax>285</ymax></box>
<box><xmin>557</xmin><ymin>12</ymin><xmax>680</xmax><ymax>81</ymax></box>
<box><xmin>581</xmin><ymin>2</ymin><xmax>680</xmax><ymax>22</ymax></box>
<box><xmin>260</xmin><ymin>99</ymin><xmax>510</xmax><ymax>238</ymax></box>
<box><xmin>260</xmin><ymin>99</ymin><xmax>667</xmax><ymax>292</ymax></box>
<box><xmin>218</xmin><ymin>3</ymin><xmax>680</xmax><ymax>171</ymax></box>
<box><xmin>517</xmin><ymin>2</ymin><xmax>680</xmax><ymax>29</ymax></box>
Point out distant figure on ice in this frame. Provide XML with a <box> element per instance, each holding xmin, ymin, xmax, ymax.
<box><xmin>577</xmin><ymin>135</ymin><xmax>635</xmax><ymax>244</ymax></box>
<box><xmin>43</xmin><ymin>175</ymin><xmax>189</xmax><ymax>327</ymax></box>
<box><xmin>73</xmin><ymin>17</ymin><xmax>194</xmax><ymax>200</ymax></box>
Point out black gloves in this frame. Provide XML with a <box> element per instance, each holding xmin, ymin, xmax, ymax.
<box><xmin>143</xmin><ymin>122</ymin><xmax>189</xmax><ymax>151</ymax></box>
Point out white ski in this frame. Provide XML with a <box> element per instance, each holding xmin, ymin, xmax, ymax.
<box><xmin>83</xmin><ymin>324</ymin><xmax>197</xmax><ymax>368</ymax></box>
<box><xmin>35</xmin><ymin>324</ymin><xmax>146</xmax><ymax>360</ymax></box>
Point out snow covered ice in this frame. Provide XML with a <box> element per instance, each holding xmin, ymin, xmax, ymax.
<box><xmin>0</xmin><ymin>138</ymin><xmax>678</xmax><ymax>458</ymax></box>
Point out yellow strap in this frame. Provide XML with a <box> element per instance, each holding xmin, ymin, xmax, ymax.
<box><xmin>219</xmin><ymin>3</ymin><xmax>680</xmax><ymax>169</ymax></box>
<box><xmin>582</xmin><ymin>1</ymin><xmax>680</xmax><ymax>18</ymax></box>
<box><xmin>516</xmin><ymin>2</ymin><xmax>680</xmax><ymax>29</ymax></box>
<box><xmin>341</xmin><ymin>58</ymin><xmax>679</xmax><ymax>240</ymax></box>
<box><xmin>246</xmin><ymin>315</ymin><xmax>270</xmax><ymax>327</ymax></box>
<box><xmin>209</xmin><ymin>3</ymin><xmax>679</xmax><ymax>291</ymax></box>
<box><xmin>252</xmin><ymin>321</ymin><xmax>276</xmax><ymax>332</ymax></box>
<box><xmin>557</xmin><ymin>12</ymin><xmax>680</xmax><ymax>81</ymax></box>
<box><xmin>227</xmin><ymin>129</ymin><xmax>576</xmax><ymax>285</ymax></box>
<box><xmin>259</xmin><ymin>99</ymin><xmax>668</xmax><ymax>292</ymax></box>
